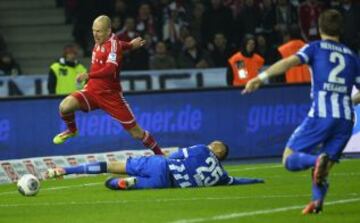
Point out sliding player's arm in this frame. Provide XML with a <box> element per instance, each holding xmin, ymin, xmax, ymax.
<box><xmin>227</xmin><ymin>176</ymin><xmax>264</xmax><ymax>185</ymax></box>
<box><xmin>242</xmin><ymin>55</ymin><xmax>302</xmax><ymax>94</ymax></box>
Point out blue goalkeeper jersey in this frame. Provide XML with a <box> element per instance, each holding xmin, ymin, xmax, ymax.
<box><xmin>296</xmin><ymin>40</ymin><xmax>360</xmax><ymax>121</ymax></box>
<box><xmin>167</xmin><ymin>144</ymin><xmax>233</xmax><ymax>188</ymax></box>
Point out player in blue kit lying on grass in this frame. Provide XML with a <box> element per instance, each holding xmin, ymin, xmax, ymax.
<box><xmin>46</xmin><ymin>140</ymin><xmax>264</xmax><ymax>190</ymax></box>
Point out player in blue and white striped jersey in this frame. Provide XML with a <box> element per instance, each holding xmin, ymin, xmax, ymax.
<box><xmin>243</xmin><ymin>9</ymin><xmax>360</xmax><ymax>215</ymax></box>
<box><xmin>46</xmin><ymin>141</ymin><xmax>264</xmax><ymax>190</ymax></box>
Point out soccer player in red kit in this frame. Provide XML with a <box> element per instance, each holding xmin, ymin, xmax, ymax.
<box><xmin>53</xmin><ymin>15</ymin><xmax>163</xmax><ymax>155</ymax></box>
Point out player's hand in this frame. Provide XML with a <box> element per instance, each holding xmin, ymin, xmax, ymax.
<box><xmin>241</xmin><ymin>77</ymin><xmax>263</xmax><ymax>94</ymax></box>
<box><xmin>76</xmin><ymin>73</ymin><xmax>89</xmax><ymax>83</ymax></box>
<box><xmin>130</xmin><ymin>37</ymin><xmax>146</xmax><ymax>49</ymax></box>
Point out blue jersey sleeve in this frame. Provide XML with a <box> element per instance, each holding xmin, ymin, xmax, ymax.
<box><xmin>296</xmin><ymin>43</ymin><xmax>315</xmax><ymax>64</ymax></box>
<box><xmin>216</xmin><ymin>170</ymin><xmax>264</xmax><ymax>186</ymax></box>
<box><xmin>227</xmin><ymin>176</ymin><xmax>264</xmax><ymax>185</ymax></box>
<box><xmin>167</xmin><ymin>148</ymin><xmax>185</xmax><ymax>160</ymax></box>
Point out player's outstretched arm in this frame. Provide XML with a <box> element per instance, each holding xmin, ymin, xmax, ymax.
<box><xmin>352</xmin><ymin>91</ymin><xmax>360</xmax><ymax>106</ymax></box>
<box><xmin>130</xmin><ymin>37</ymin><xmax>146</xmax><ymax>50</ymax></box>
<box><xmin>229</xmin><ymin>176</ymin><xmax>264</xmax><ymax>185</ymax></box>
<box><xmin>242</xmin><ymin>55</ymin><xmax>301</xmax><ymax>94</ymax></box>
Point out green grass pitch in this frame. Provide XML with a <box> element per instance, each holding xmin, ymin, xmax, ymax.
<box><xmin>0</xmin><ymin>159</ymin><xmax>359</xmax><ymax>223</ymax></box>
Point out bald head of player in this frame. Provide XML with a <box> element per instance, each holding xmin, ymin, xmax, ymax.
<box><xmin>92</xmin><ymin>15</ymin><xmax>112</xmax><ymax>45</ymax></box>
<box><xmin>208</xmin><ymin>140</ymin><xmax>229</xmax><ymax>161</ymax></box>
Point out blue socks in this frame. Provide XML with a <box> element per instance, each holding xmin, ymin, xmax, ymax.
<box><xmin>285</xmin><ymin>152</ymin><xmax>317</xmax><ymax>171</ymax></box>
<box><xmin>312</xmin><ymin>181</ymin><xmax>329</xmax><ymax>202</ymax></box>
<box><xmin>64</xmin><ymin>161</ymin><xmax>107</xmax><ymax>175</ymax></box>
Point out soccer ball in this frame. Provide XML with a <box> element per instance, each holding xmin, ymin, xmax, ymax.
<box><xmin>17</xmin><ymin>174</ymin><xmax>40</xmax><ymax>196</ymax></box>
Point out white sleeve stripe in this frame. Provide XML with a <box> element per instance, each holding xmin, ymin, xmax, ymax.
<box><xmin>228</xmin><ymin>176</ymin><xmax>234</xmax><ymax>185</ymax></box>
<box><xmin>182</xmin><ymin>148</ymin><xmax>189</xmax><ymax>158</ymax></box>
<box><xmin>297</xmin><ymin>52</ymin><xmax>309</xmax><ymax>63</ymax></box>
<box><xmin>105</xmin><ymin>60</ymin><xmax>118</xmax><ymax>65</ymax></box>
<box><xmin>110</xmin><ymin>36</ymin><xmax>117</xmax><ymax>53</ymax></box>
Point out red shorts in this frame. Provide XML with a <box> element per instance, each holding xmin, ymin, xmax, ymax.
<box><xmin>71</xmin><ymin>90</ymin><xmax>136</xmax><ymax>129</ymax></box>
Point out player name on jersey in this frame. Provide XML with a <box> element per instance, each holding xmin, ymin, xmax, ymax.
<box><xmin>323</xmin><ymin>83</ymin><xmax>348</xmax><ymax>93</ymax></box>
<box><xmin>320</xmin><ymin>42</ymin><xmax>353</xmax><ymax>55</ymax></box>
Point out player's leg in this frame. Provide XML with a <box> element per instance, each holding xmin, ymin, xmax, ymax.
<box><xmin>302</xmin><ymin>120</ymin><xmax>352</xmax><ymax>214</ymax></box>
<box><xmin>302</xmin><ymin>181</ymin><xmax>329</xmax><ymax>215</ymax></box>
<box><xmin>127</xmin><ymin>124</ymin><xmax>164</xmax><ymax>155</ymax></box>
<box><xmin>100</xmin><ymin>92</ymin><xmax>163</xmax><ymax>155</ymax></box>
<box><xmin>282</xmin><ymin>118</ymin><xmax>328</xmax><ymax>172</ymax></box>
<box><xmin>105</xmin><ymin>156</ymin><xmax>171</xmax><ymax>190</ymax></box>
<box><xmin>53</xmin><ymin>95</ymin><xmax>80</xmax><ymax>144</ymax></box>
<box><xmin>283</xmin><ymin>147</ymin><xmax>319</xmax><ymax>171</ymax></box>
<box><xmin>53</xmin><ymin>90</ymin><xmax>98</xmax><ymax>144</ymax></box>
<box><xmin>46</xmin><ymin>161</ymin><xmax>126</xmax><ymax>178</ymax></box>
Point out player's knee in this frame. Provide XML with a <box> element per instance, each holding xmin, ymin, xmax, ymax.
<box><xmin>59</xmin><ymin>101</ymin><xmax>68</xmax><ymax>114</ymax></box>
<box><xmin>59</xmin><ymin>97</ymin><xmax>78</xmax><ymax>114</ymax></box>
<box><xmin>282</xmin><ymin>148</ymin><xmax>294</xmax><ymax>168</ymax></box>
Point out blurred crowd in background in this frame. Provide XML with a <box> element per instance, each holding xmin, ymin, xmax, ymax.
<box><xmin>0</xmin><ymin>0</ymin><xmax>359</xmax><ymax>77</ymax></box>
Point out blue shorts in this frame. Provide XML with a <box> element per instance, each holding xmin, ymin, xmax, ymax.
<box><xmin>286</xmin><ymin>117</ymin><xmax>353</xmax><ymax>161</ymax></box>
<box><xmin>126</xmin><ymin>156</ymin><xmax>172</xmax><ymax>189</ymax></box>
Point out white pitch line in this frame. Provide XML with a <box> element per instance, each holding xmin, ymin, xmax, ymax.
<box><xmin>0</xmin><ymin>182</ymin><xmax>103</xmax><ymax>196</ymax></box>
<box><xmin>225</xmin><ymin>164</ymin><xmax>283</xmax><ymax>171</ymax></box>
<box><xmin>170</xmin><ymin>197</ymin><xmax>360</xmax><ymax>223</ymax></box>
<box><xmin>1</xmin><ymin>170</ymin><xmax>359</xmax><ymax>196</ymax></box>
<box><xmin>0</xmin><ymin>194</ymin><xmax>311</xmax><ymax>207</ymax></box>
<box><xmin>0</xmin><ymin>193</ymin><xmax>358</xmax><ymax>208</ymax></box>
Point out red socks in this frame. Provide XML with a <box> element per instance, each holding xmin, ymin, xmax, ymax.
<box><xmin>61</xmin><ymin>112</ymin><xmax>77</xmax><ymax>133</ymax></box>
<box><xmin>142</xmin><ymin>131</ymin><xmax>163</xmax><ymax>155</ymax></box>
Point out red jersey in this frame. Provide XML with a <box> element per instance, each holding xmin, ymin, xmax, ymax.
<box><xmin>85</xmin><ymin>33</ymin><xmax>131</xmax><ymax>93</ymax></box>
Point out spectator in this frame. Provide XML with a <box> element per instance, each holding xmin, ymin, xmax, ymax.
<box><xmin>149</xmin><ymin>41</ymin><xmax>176</xmax><ymax>70</ymax></box>
<box><xmin>235</xmin><ymin>0</ymin><xmax>260</xmax><ymax>43</ymax></box>
<box><xmin>334</xmin><ymin>0</ymin><xmax>360</xmax><ymax>53</ymax></box>
<box><xmin>273</xmin><ymin>0</ymin><xmax>298</xmax><ymax>44</ymax></box>
<box><xmin>277</xmin><ymin>25</ymin><xmax>311</xmax><ymax>83</ymax></box>
<box><xmin>298</xmin><ymin>0</ymin><xmax>324</xmax><ymax>41</ymax></box>
<box><xmin>111</xmin><ymin>16</ymin><xmax>123</xmax><ymax>33</ymax></box>
<box><xmin>167</xmin><ymin>25</ymin><xmax>191</xmax><ymax>57</ymax></box>
<box><xmin>63</xmin><ymin>0</ymin><xmax>78</xmax><ymax>24</ymax></box>
<box><xmin>189</xmin><ymin>2</ymin><xmax>205</xmax><ymax>45</ymax></box>
<box><xmin>122</xmin><ymin>33</ymin><xmax>152</xmax><ymax>70</ymax></box>
<box><xmin>162</xmin><ymin>6</ymin><xmax>182</xmax><ymax>44</ymax></box>
<box><xmin>163</xmin><ymin>0</ymin><xmax>188</xmax><ymax>25</ymax></box>
<box><xmin>0</xmin><ymin>52</ymin><xmax>22</xmax><ymax>76</ymax></box>
<box><xmin>202</xmin><ymin>0</ymin><xmax>234</xmax><ymax>46</ymax></box>
<box><xmin>209</xmin><ymin>33</ymin><xmax>234</xmax><ymax>67</ymax></box>
<box><xmin>47</xmin><ymin>43</ymin><xmax>87</xmax><ymax>95</ymax></box>
<box><xmin>113</xmin><ymin>0</ymin><xmax>133</xmax><ymax>21</ymax></box>
<box><xmin>72</xmin><ymin>0</ymin><xmax>96</xmax><ymax>56</ymax></box>
<box><xmin>259</xmin><ymin>0</ymin><xmax>276</xmax><ymax>38</ymax></box>
<box><xmin>226</xmin><ymin>34</ymin><xmax>264</xmax><ymax>86</ymax></box>
<box><xmin>256</xmin><ymin>32</ymin><xmax>278</xmax><ymax>66</ymax></box>
<box><xmin>117</xmin><ymin>17</ymin><xmax>140</xmax><ymax>42</ymax></box>
<box><xmin>0</xmin><ymin>33</ymin><xmax>7</xmax><ymax>53</ymax></box>
<box><xmin>177</xmin><ymin>35</ymin><xmax>213</xmax><ymax>69</ymax></box>
<box><xmin>136</xmin><ymin>3</ymin><xmax>159</xmax><ymax>41</ymax></box>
